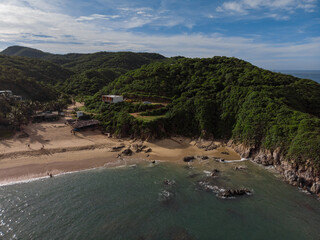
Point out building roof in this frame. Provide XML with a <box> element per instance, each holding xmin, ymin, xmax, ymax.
<box><xmin>102</xmin><ymin>95</ymin><xmax>123</xmax><ymax>98</ymax></box>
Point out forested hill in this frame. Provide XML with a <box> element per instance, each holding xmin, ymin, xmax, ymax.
<box><xmin>1</xmin><ymin>46</ymin><xmax>167</xmax><ymax>96</ymax></box>
<box><xmin>0</xmin><ymin>55</ymin><xmax>72</xmax><ymax>101</ymax></box>
<box><xmin>89</xmin><ymin>56</ymin><xmax>320</xmax><ymax>169</ymax></box>
<box><xmin>0</xmin><ymin>46</ymin><xmax>52</xmax><ymax>59</ymax></box>
<box><xmin>1</xmin><ymin>46</ymin><xmax>166</xmax><ymax>73</ymax></box>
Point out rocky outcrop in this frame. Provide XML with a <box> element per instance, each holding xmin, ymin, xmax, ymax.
<box><xmin>183</xmin><ymin>156</ymin><xmax>195</xmax><ymax>162</ymax></box>
<box><xmin>228</xmin><ymin>140</ymin><xmax>320</xmax><ymax>196</ymax></box>
<box><xmin>197</xmin><ymin>181</ymin><xmax>253</xmax><ymax>199</ymax></box>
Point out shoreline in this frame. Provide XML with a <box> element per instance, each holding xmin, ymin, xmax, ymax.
<box><xmin>0</xmin><ymin>118</ymin><xmax>241</xmax><ymax>185</ymax></box>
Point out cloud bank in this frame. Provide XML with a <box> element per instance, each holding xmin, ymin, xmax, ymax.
<box><xmin>0</xmin><ymin>0</ymin><xmax>319</xmax><ymax>69</ymax></box>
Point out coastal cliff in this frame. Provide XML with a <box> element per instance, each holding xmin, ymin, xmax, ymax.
<box><xmin>228</xmin><ymin>140</ymin><xmax>320</xmax><ymax>196</ymax></box>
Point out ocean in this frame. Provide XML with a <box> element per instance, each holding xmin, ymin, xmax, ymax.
<box><xmin>1</xmin><ymin>70</ymin><xmax>320</xmax><ymax>240</ymax></box>
<box><xmin>275</xmin><ymin>70</ymin><xmax>320</xmax><ymax>83</ymax></box>
<box><xmin>1</xmin><ymin>161</ymin><xmax>320</xmax><ymax>240</ymax></box>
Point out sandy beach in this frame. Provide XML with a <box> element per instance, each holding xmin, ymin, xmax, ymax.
<box><xmin>0</xmin><ymin>106</ymin><xmax>240</xmax><ymax>184</ymax></box>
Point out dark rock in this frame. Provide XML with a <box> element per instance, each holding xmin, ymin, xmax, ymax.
<box><xmin>284</xmin><ymin>170</ymin><xmax>298</xmax><ymax>184</ymax></box>
<box><xmin>221</xmin><ymin>151</ymin><xmax>229</xmax><ymax>155</ymax></box>
<box><xmin>111</xmin><ymin>145</ymin><xmax>125</xmax><ymax>151</ymax></box>
<box><xmin>310</xmin><ymin>182</ymin><xmax>320</xmax><ymax>194</ymax></box>
<box><xmin>145</xmin><ymin>148</ymin><xmax>152</xmax><ymax>153</ymax></box>
<box><xmin>133</xmin><ymin>143</ymin><xmax>147</xmax><ymax>153</ymax></box>
<box><xmin>218</xmin><ymin>188</ymin><xmax>252</xmax><ymax>198</ymax></box>
<box><xmin>197</xmin><ymin>181</ymin><xmax>252</xmax><ymax>199</ymax></box>
<box><xmin>122</xmin><ymin>148</ymin><xmax>133</xmax><ymax>156</ymax></box>
<box><xmin>201</xmin><ymin>156</ymin><xmax>209</xmax><ymax>160</ymax></box>
<box><xmin>183</xmin><ymin>156</ymin><xmax>195</xmax><ymax>162</ymax></box>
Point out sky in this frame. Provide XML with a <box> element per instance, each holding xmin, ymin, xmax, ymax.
<box><xmin>0</xmin><ymin>0</ymin><xmax>319</xmax><ymax>70</ymax></box>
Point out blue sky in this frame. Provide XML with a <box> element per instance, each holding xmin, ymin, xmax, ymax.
<box><xmin>0</xmin><ymin>0</ymin><xmax>319</xmax><ymax>69</ymax></box>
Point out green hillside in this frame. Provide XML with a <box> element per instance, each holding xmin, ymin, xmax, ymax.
<box><xmin>1</xmin><ymin>46</ymin><xmax>166</xmax><ymax>73</ymax></box>
<box><xmin>86</xmin><ymin>57</ymin><xmax>320</xmax><ymax>169</ymax></box>
<box><xmin>0</xmin><ymin>55</ymin><xmax>72</xmax><ymax>101</ymax></box>
<box><xmin>1</xmin><ymin>46</ymin><xmax>166</xmax><ymax>96</ymax></box>
<box><xmin>1</xmin><ymin>46</ymin><xmax>52</xmax><ymax>59</ymax></box>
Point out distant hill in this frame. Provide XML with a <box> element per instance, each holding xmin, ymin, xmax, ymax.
<box><xmin>1</xmin><ymin>46</ymin><xmax>166</xmax><ymax>73</ymax></box>
<box><xmin>1</xmin><ymin>46</ymin><xmax>167</xmax><ymax>96</ymax></box>
<box><xmin>0</xmin><ymin>55</ymin><xmax>72</xmax><ymax>101</ymax></box>
<box><xmin>1</xmin><ymin>46</ymin><xmax>52</xmax><ymax>59</ymax></box>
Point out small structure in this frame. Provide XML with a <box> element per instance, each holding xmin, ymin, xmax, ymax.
<box><xmin>0</xmin><ymin>90</ymin><xmax>22</xmax><ymax>100</ymax></box>
<box><xmin>102</xmin><ymin>95</ymin><xmax>123</xmax><ymax>103</ymax></box>
<box><xmin>76</xmin><ymin>111</ymin><xmax>84</xmax><ymax>119</ymax></box>
<box><xmin>32</xmin><ymin>112</ymin><xmax>60</xmax><ymax>122</ymax></box>
<box><xmin>0</xmin><ymin>90</ymin><xmax>12</xmax><ymax>97</ymax></box>
<box><xmin>66</xmin><ymin>119</ymin><xmax>100</xmax><ymax>131</ymax></box>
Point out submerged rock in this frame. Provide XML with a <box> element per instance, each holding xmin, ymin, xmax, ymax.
<box><xmin>158</xmin><ymin>190</ymin><xmax>174</xmax><ymax>203</ymax></box>
<box><xmin>163</xmin><ymin>179</ymin><xmax>176</xmax><ymax>186</ymax></box>
<box><xmin>234</xmin><ymin>166</ymin><xmax>247</xmax><ymax>171</ymax></box>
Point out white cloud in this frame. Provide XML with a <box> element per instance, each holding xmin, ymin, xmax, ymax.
<box><xmin>0</xmin><ymin>1</ymin><xmax>319</xmax><ymax>69</ymax></box>
<box><xmin>217</xmin><ymin>0</ymin><xmax>318</xmax><ymax>15</ymax></box>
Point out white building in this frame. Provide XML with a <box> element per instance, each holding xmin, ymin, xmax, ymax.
<box><xmin>102</xmin><ymin>95</ymin><xmax>123</xmax><ymax>103</ymax></box>
<box><xmin>0</xmin><ymin>90</ymin><xmax>12</xmax><ymax>97</ymax></box>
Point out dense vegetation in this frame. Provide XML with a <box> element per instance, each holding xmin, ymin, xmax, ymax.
<box><xmin>1</xmin><ymin>46</ymin><xmax>319</xmax><ymax>169</ymax></box>
<box><xmin>85</xmin><ymin>57</ymin><xmax>320</xmax><ymax>168</ymax></box>
<box><xmin>1</xmin><ymin>46</ymin><xmax>166</xmax><ymax>96</ymax></box>
<box><xmin>0</xmin><ymin>55</ymin><xmax>72</xmax><ymax>101</ymax></box>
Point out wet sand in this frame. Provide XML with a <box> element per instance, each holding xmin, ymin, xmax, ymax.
<box><xmin>0</xmin><ymin>113</ymin><xmax>240</xmax><ymax>185</ymax></box>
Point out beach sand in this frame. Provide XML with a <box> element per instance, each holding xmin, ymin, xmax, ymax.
<box><xmin>0</xmin><ymin>109</ymin><xmax>240</xmax><ymax>184</ymax></box>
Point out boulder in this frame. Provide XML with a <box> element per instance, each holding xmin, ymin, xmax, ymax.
<box><xmin>145</xmin><ymin>148</ymin><xmax>152</xmax><ymax>153</ymax></box>
<box><xmin>218</xmin><ymin>188</ymin><xmax>252</xmax><ymax>198</ymax></box>
<box><xmin>310</xmin><ymin>182</ymin><xmax>320</xmax><ymax>194</ymax></box>
<box><xmin>122</xmin><ymin>148</ymin><xmax>133</xmax><ymax>156</ymax></box>
<box><xmin>183</xmin><ymin>156</ymin><xmax>195</xmax><ymax>162</ymax></box>
<box><xmin>111</xmin><ymin>144</ymin><xmax>125</xmax><ymax>151</ymax></box>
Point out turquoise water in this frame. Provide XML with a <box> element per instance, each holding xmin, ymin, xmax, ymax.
<box><xmin>0</xmin><ymin>161</ymin><xmax>319</xmax><ymax>240</ymax></box>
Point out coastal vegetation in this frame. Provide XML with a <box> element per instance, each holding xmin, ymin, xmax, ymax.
<box><xmin>1</xmin><ymin>46</ymin><xmax>320</xmax><ymax>171</ymax></box>
<box><xmin>85</xmin><ymin>57</ymin><xmax>320</xmax><ymax>169</ymax></box>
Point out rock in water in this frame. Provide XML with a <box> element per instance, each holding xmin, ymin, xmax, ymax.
<box><xmin>158</xmin><ymin>190</ymin><xmax>174</xmax><ymax>203</ymax></box>
<box><xmin>218</xmin><ymin>188</ymin><xmax>252</xmax><ymax>199</ymax></box>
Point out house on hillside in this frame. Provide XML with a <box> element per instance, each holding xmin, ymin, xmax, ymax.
<box><xmin>0</xmin><ymin>90</ymin><xmax>12</xmax><ymax>97</ymax></box>
<box><xmin>102</xmin><ymin>95</ymin><xmax>123</xmax><ymax>103</ymax></box>
<box><xmin>0</xmin><ymin>90</ymin><xmax>22</xmax><ymax>100</ymax></box>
